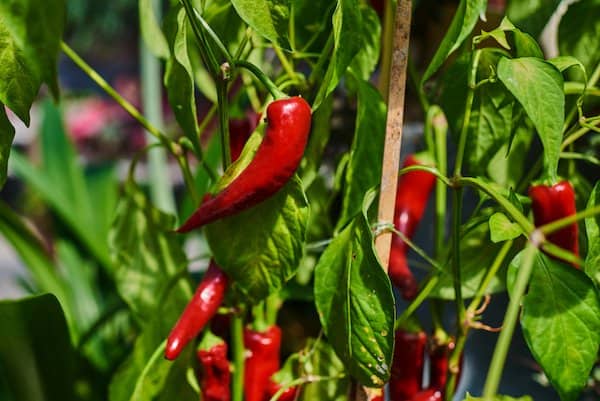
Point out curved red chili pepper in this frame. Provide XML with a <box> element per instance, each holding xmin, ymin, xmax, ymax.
<box><xmin>177</xmin><ymin>97</ymin><xmax>312</xmax><ymax>232</ymax></box>
<box><xmin>390</xmin><ymin>329</ymin><xmax>427</xmax><ymax>401</ymax></box>
<box><xmin>529</xmin><ymin>180</ymin><xmax>579</xmax><ymax>266</ymax></box>
<box><xmin>428</xmin><ymin>338</ymin><xmax>463</xmax><ymax>397</ymax></box>
<box><xmin>197</xmin><ymin>342</ymin><xmax>231</xmax><ymax>401</ymax></box>
<box><xmin>244</xmin><ymin>325</ymin><xmax>282</xmax><ymax>401</ymax></box>
<box><xmin>165</xmin><ymin>260</ymin><xmax>229</xmax><ymax>360</ymax></box>
<box><xmin>389</xmin><ymin>155</ymin><xmax>437</xmax><ymax>299</ymax></box>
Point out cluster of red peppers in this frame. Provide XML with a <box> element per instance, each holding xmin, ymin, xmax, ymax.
<box><xmin>164</xmin><ymin>97</ymin><xmax>311</xmax><ymax>400</ymax></box>
<box><xmin>389</xmin><ymin>328</ymin><xmax>461</xmax><ymax>401</ymax></box>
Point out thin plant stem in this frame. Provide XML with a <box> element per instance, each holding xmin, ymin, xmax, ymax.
<box><xmin>217</xmin><ymin>80</ymin><xmax>231</xmax><ymax>169</ymax></box>
<box><xmin>540</xmin><ymin>204</ymin><xmax>600</xmax><ymax>235</ymax></box>
<box><xmin>449</xmin><ymin>190</ymin><xmax>466</xmax><ymax>380</ymax></box>
<box><xmin>395</xmin><ymin>274</ymin><xmax>440</xmax><ymax>329</ymax></box>
<box><xmin>231</xmin><ymin>313</ymin><xmax>245</xmax><ymax>401</ymax></box>
<box><xmin>482</xmin><ymin>243</ymin><xmax>537</xmax><ymax>400</ymax></box>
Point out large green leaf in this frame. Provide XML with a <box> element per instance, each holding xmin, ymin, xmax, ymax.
<box><xmin>336</xmin><ymin>78</ymin><xmax>385</xmax><ymax>230</ymax></box>
<box><xmin>205</xmin><ymin>176</ymin><xmax>309</xmax><ymax>304</ymax></box>
<box><xmin>585</xmin><ymin>182</ymin><xmax>600</xmax><ymax>286</ymax></box>
<box><xmin>231</xmin><ymin>0</ymin><xmax>290</xmax><ymax>49</ymax></box>
<box><xmin>0</xmin><ymin>105</ymin><xmax>15</xmax><ymax>188</ymax></box>
<box><xmin>0</xmin><ymin>294</ymin><xmax>76</xmax><ymax>401</ymax></box>
<box><xmin>164</xmin><ymin>7</ymin><xmax>201</xmax><ymax>154</ymax></box>
<box><xmin>464</xmin><ymin>394</ymin><xmax>533</xmax><ymax>401</ymax></box>
<box><xmin>507</xmin><ymin>0</ymin><xmax>561</xmax><ymax>39</ymax></box>
<box><xmin>313</xmin><ymin>0</ymin><xmax>363</xmax><ymax>109</ymax></box>
<box><xmin>139</xmin><ymin>0</ymin><xmax>170</xmax><ymax>59</ymax></box>
<box><xmin>348</xmin><ymin>5</ymin><xmax>381</xmax><ymax>81</ymax></box>
<box><xmin>0</xmin><ymin>0</ymin><xmax>65</xmax><ymax>122</ymax></box>
<box><xmin>314</xmin><ymin>190</ymin><xmax>395</xmax><ymax>387</ymax></box>
<box><xmin>291</xmin><ymin>0</ymin><xmax>335</xmax><ymax>54</ymax></box>
<box><xmin>558</xmin><ymin>0</ymin><xmax>600</xmax><ymax>82</ymax></box>
<box><xmin>109</xmin><ymin>182</ymin><xmax>192</xmax><ymax>324</ymax></box>
<box><xmin>497</xmin><ymin>57</ymin><xmax>564</xmax><ymax>182</ymax></box>
<box><xmin>421</xmin><ymin>0</ymin><xmax>487</xmax><ymax>84</ymax></box>
<box><xmin>511</xmin><ymin>252</ymin><xmax>600</xmax><ymax>401</ymax></box>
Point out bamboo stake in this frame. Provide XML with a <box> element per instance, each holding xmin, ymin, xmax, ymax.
<box><xmin>375</xmin><ymin>0</ymin><xmax>412</xmax><ymax>272</ymax></box>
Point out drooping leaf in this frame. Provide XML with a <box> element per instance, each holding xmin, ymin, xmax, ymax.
<box><xmin>312</xmin><ymin>0</ymin><xmax>363</xmax><ymax>109</ymax></box>
<box><xmin>497</xmin><ymin>57</ymin><xmax>564</xmax><ymax>182</ymax></box>
<box><xmin>0</xmin><ymin>294</ymin><xmax>76</xmax><ymax>401</ymax></box>
<box><xmin>0</xmin><ymin>105</ymin><xmax>15</xmax><ymax>188</ymax></box>
<box><xmin>164</xmin><ymin>7</ymin><xmax>201</xmax><ymax>154</ymax></box>
<box><xmin>230</xmin><ymin>0</ymin><xmax>290</xmax><ymax>49</ymax></box>
<box><xmin>585</xmin><ymin>182</ymin><xmax>600</xmax><ymax>286</ymax></box>
<box><xmin>336</xmin><ymin>78</ymin><xmax>386</xmax><ymax>230</ymax></box>
<box><xmin>314</xmin><ymin>190</ymin><xmax>395</xmax><ymax>387</ymax></box>
<box><xmin>421</xmin><ymin>0</ymin><xmax>488</xmax><ymax>84</ymax></box>
<box><xmin>558</xmin><ymin>0</ymin><xmax>600</xmax><ymax>82</ymax></box>
<box><xmin>205</xmin><ymin>176</ymin><xmax>309</xmax><ymax>304</ymax></box>
<box><xmin>511</xmin><ymin>252</ymin><xmax>600</xmax><ymax>401</ymax></box>
<box><xmin>0</xmin><ymin>0</ymin><xmax>65</xmax><ymax>121</ymax></box>
<box><xmin>109</xmin><ymin>182</ymin><xmax>192</xmax><ymax>324</ymax></box>
<box><xmin>139</xmin><ymin>0</ymin><xmax>170</xmax><ymax>59</ymax></box>
<box><xmin>506</xmin><ymin>0</ymin><xmax>561</xmax><ymax>38</ymax></box>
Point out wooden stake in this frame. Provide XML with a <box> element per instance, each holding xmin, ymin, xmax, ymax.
<box><xmin>375</xmin><ymin>0</ymin><xmax>412</xmax><ymax>272</ymax></box>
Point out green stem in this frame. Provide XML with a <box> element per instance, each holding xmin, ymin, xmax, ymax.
<box><xmin>399</xmin><ymin>165</ymin><xmax>453</xmax><ymax>187</ymax></box>
<box><xmin>388</xmin><ymin>226</ymin><xmax>444</xmax><ymax>272</ymax></box>
<box><xmin>140</xmin><ymin>3</ymin><xmax>176</xmax><ymax>213</ymax></box>
<box><xmin>408</xmin><ymin>57</ymin><xmax>430</xmax><ymax>112</ymax></box>
<box><xmin>395</xmin><ymin>275</ymin><xmax>440</xmax><ymax>329</ymax></box>
<box><xmin>231</xmin><ymin>313</ymin><xmax>245</xmax><ymax>401</ymax></box>
<box><xmin>181</xmin><ymin>0</ymin><xmax>219</xmax><ymax>75</ymax></box>
<box><xmin>377</xmin><ymin>0</ymin><xmax>395</xmax><ymax>98</ymax></box>
<box><xmin>433</xmin><ymin>108</ymin><xmax>448</xmax><ymax>259</ymax></box>
<box><xmin>564</xmin><ymin>61</ymin><xmax>600</xmax><ymax>130</ymax></box>
<box><xmin>217</xmin><ymin>81</ymin><xmax>231</xmax><ymax>169</ymax></box>
<box><xmin>274</xmin><ymin>46</ymin><xmax>298</xmax><ymax>82</ymax></box>
<box><xmin>560</xmin><ymin>151</ymin><xmax>600</xmax><ymax>166</ymax></box>
<box><xmin>189</xmin><ymin>6</ymin><xmax>233</xmax><ymax>65</ymax></box>
<box><xmin>235</xmin><ymin>60</ymin><xmax>286</xmax><ymax>99</ymax></box>
<box><xmin>308</xmin><ymin>33</ymin><xmax>334</xmax><ymax>86</ymax></box>
<box><xmin>61</xmin><ymin>42</ymin><xmax>172</xmax><ymax>151</ymax></box>
<box><xmin>457</xmin><ymin>177</ymin><xmax>534</xmax><ymax>234</ymax></box>
<box><xmin>540</xmin><ymin>204</ymin><xmax>600</xmax><ymax>235</ymax></box>
<box><xmin>451</xmin><ymin>188</ymin><xmax>466</xmax><ymax>334</ymax></box>
<box><xmin>482</xmin><ymin>243</ymin><xmax>537</xmax><ymax>400</ymax></box>
<box><xmin>561</xmin><ymin>121</ymin><xmax>600</xmax><ymax>149</ymax></box>
<box><xmin>454</xmin><ymin>49</ymin><xmax>481</xmax><ymax>177</ymax></box>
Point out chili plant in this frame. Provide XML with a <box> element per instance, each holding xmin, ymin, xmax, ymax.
<box><xmin>0</xmin><ymin>1</ymin><xmax>599</xmax><ymax>401</ymax></box>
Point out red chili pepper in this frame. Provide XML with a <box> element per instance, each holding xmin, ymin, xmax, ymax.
<box><xmin>389</xmin><ymin>155</ymin><xmax>437</xmax><ymax>299</ymax></box>
<box><xmin>390</xmin><ymin>329</ymin><xmax>427</xmax><ymax>401</ymax></box>
<box><xmin>177</xmin><ymin>97</ymin><xmax>312</xmax><ymax>232</ymax></box>
<box><xmin>409</xmin><ymin>389</ymin><xmax>442</xmax><ymax>401</ymax></box>
<box><xmin>165</xmin><ymin>260</ymin><xmax>229</xmax><ymax>360</ymax></box>
<box><xmin>428</xmin><ymin>338</ymin><xmax>464</xmax><ymax>397</ymax></box>
<box><xmin>229</xmin><ymin>110</ymin><xmax>261</xmax><ymax>163</ymax></box>
<box><xmin>244</xmin><ymin>325</ymin><xmax>282</xmax><ymax>401</ymax></box>
<box><xmin>529</xmin><ymin>180</ymin><xmax>579</xmax><ymax>266</ymax></box>
<box><xmin>197</xmin><ymin>340</ymin><xmax>231</xmax><ymax>401</ymax></box>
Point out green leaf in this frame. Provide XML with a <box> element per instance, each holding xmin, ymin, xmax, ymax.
<box><xmin>0</xmin><ymin>294</ymin><xmax>76</xmax><ymax>401</ymax></box>
<box><xmin>431</xmin><ymin>216</ymin><xmax>517</xmax><ymax>299</ymax></box>
<box><xmin>585</xmin><ymin>182</ymin><xmax>600</xmax><ymax>286</ymax></box>
<box><xmin>506</xmin><ymin>0</ymin><xmax>561</xmax><ymax>38</ymax></box>
<box><xmin>313</xmin><ymin>0</ymin><xmax>363</xmax><ymax>109</ymax></box>
<box><xmin>558</xmin><ymin>0</ymin><xmax>600</xmax><ymax>82</ymax></box>
<box><xmin>298</xmin><ymin>339</ymin><xmax>349</xmax><ymax>401</ymax></box>
<box><xmin>421</xmin><ymin>0</ymin><xmax>487</xmax><ymax>84</ymax></box>
<box><xmin>109</xmin><ymin>318</ymin><xmax>195</xmax><ymax>401</ymax></box>
<box><xmin>497</xmin><ymin>57</ymin><xmax>564</xmax><ymax>182</ymax></box>
<box><xmin>164</xmin><ymin>7</ymin><xmax>201</xmax><ymax>153</ymax></box>
<box><xmin>231</xmin><ymin>0</ymin><xmax>290</xmax><ymax>49</ymax></box>
<box><xmin>0</xmin><ymin>0</ymin><xmax>65</xmax><ymax>121</ymax></box>
<box><xmin>109</xmin><ymin>182</ymin><xmax>192</xmax><ymax>324</ymax></box>
<box><xmin>514</xmin><ymin>252</ymin><xmax>600</xmax><ymax>401</ymax></box>
<box><xmin>205</xmin><ymin>176</ymin><xmax>309</xmax><ymax>304</ymax></box>
<box><xmin>139</xmin><ymin>0</ymin><xmax>170</xmax><ymax>59</ymax></box>
<box><xmin>473</xmin><ymin>17</ymin><xmax>543</xmax><ymax>58</ymax></box>
<box><xmin>314</xmin><ymin>190</ymin><xmax>395</xmax><ymax>387</ymax></box>
<box><xmin>336</xmin><ymin>79</ymin><xmax>385</xmax><ymax>230</ymax></box>
<box><xmin>291</xmin><ymin>0</ymin><xmax>335</xmax><ymax>54</ymax></box>
<box><xmin>464</xmin><ymin>393</ymin><xmax>533</xmax><ymax>401</ymax></box>
<box><xmin>489</xmin><ymin>212</ymin><xmax>521</xmax><ymax>243</ymax></box>
<box><xmin>348</xmin><ymin>5</ymin><xmax>381</xmax><ymax>81</ymax></box>
<box><xmin>0</xmin><ymin>105</ymin><xmax>15</xmax><ymax>188</ymax></box>
<box><xmin>549</xmin><ymin>56</ymin><xmax>587</xmax><ymax>78</ymax></box>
